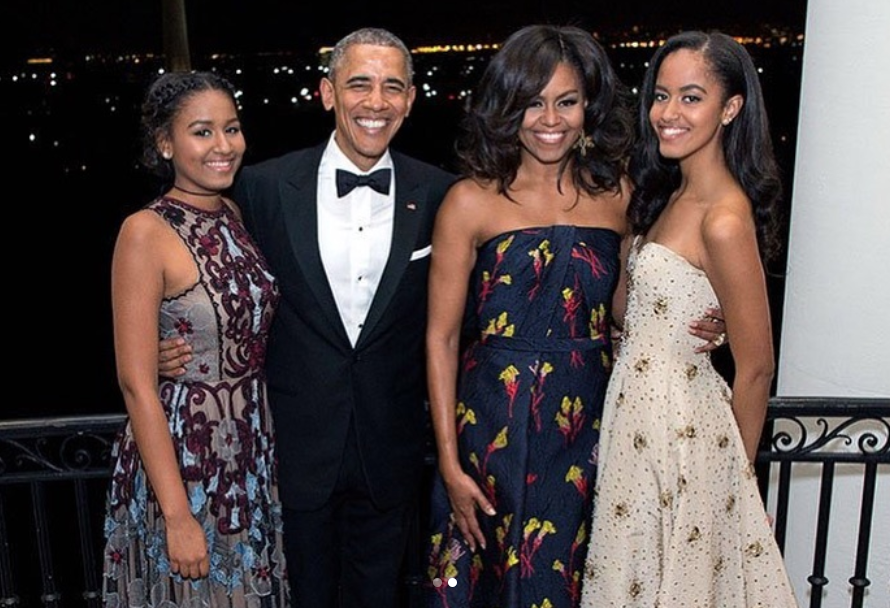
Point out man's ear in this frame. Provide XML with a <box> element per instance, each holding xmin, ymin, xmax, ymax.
<box><xmin>319</xmin><ymin>77</ymin><xmax>335</xmax><ymax>112</ymax></box>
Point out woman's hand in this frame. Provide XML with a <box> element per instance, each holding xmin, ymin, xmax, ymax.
<box><xmin>443</xmin><ymin>469</ymin><xmax>496</xmax><ymax>553</ymax></box>
<box><xmin>689</xmin><ymin>307</ymin><xmax>728</xmax><ymax>353</ymax></box>
<box><xmin>165</xmin><ymin>512</ymin><xmax>210</xmax><ymax>579</ymax></box>
<box><xmin>158</xmin><ymin>337</ymin><xmax>192</xmax><ymax>378</ymax></box>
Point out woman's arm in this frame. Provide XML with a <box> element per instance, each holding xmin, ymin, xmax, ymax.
<box><xmin>426</xmin><ymin>182</ymin><xmax>496</xmax><ymax>551</ymax></box>
<box><xmin>111</xmin><ymin>212</ymin><xmax>210</xmax><ymax>579</ymax></box>
<box><xmin>701</xmin><ymin>206</ymin><xmax>775</xmax><ymax>462</ymax></box>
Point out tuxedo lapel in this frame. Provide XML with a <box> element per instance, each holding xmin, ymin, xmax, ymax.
<box><xmin>356</xmin><ymin>160</ymin><xmax>425</xmax><ymax>347</ymax></box>
<box><xmin>280</xmin><ymin>149</ymin><xmax>351</xmax><ymax>345</ymax></box>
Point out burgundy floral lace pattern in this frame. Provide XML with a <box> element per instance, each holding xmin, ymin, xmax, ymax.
<box><xmin>103</xmin><ymin>197</ymin><xmax>288</xmax><ymax>607</ymax></box>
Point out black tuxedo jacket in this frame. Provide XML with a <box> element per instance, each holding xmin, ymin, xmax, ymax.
<box><xmin>234</xmin><ymin>142</ymin><xmax>455</xmax><ymax>510</ymax></box>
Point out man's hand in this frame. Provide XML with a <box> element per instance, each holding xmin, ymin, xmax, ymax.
<box><xmin>689</xmin><ymin>307</ymin><xmax>728</xmax><ymax>353</ymax></box>
<box><xmin>159</xmin><ymin>337</ymin><xmax>192</xmax><ymax>378</ymax></box>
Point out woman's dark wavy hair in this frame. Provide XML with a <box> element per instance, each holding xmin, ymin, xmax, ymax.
<box><xmin>457</xmin><ymin>24</ymin><xmax>634</xmax><ymax>198</ymax></box>
<box><xmin>629</xmin><ymin>30</ymin><xmax>783</xmax><ymax>262</ymax></box>
<box><xmin>140</xmin><ymin>70</ymin><xmax>239</xmax><ymax>183</ymax></box>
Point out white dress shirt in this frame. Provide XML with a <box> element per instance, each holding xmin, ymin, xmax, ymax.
<box><xmin>317</xmin><ymin>133</ymin><xmax>394</xmax><ymax>347</ymax></box>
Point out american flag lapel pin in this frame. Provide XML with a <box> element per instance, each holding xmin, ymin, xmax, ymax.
<box><xmin>406</xmin><ymin>202</ymin><xmax>417</xmax><ymax>211</ymax></box>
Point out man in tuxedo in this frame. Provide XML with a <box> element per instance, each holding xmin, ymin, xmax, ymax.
<box><xmin>160</xmin><ymin>27</ymin><xmax>454</xmax><ymax>607</ymax></box>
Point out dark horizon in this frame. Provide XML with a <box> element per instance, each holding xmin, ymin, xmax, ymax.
<box><xmin>4</xmin><ymin>0</ymin><xmax>807</xmax><ymax>62</ymax></box>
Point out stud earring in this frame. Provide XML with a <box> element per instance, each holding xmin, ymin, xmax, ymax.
<box><xmin>162</xmin><ymin>151</ymin><xmax>172</xmax><ymax>160</ymax></box>
<box><xmin>573</xmin><ymin>132</ymin><xmax>595</xmax><ymax>157</ymax></box>
<box><xmin>721</xmin><ymin>118</ymin><xmax>732</xmax><ymax>126</ymax></box>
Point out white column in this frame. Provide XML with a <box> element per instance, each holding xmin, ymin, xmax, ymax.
<box><xmin>777</xmin><ymin>1</ymin><xmax>890</xmax><ymax>606</ymax></box>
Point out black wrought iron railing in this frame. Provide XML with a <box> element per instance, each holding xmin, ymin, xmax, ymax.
<box><xmin>1</xmin><ymin>397</ymin><xmax>888</xmax><ymax>608</ymax></box>
<box><xmin>754</xmin><ymin>397</ymin><xmax>889</xmax><ymax>608</ymax></box>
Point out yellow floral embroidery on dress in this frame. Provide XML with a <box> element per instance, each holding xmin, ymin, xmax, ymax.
<box><xmin>654</xmin><ymin>297</ymin><xmax>668</xmax><ymax>315</ymax></box>
<box><xmin>506</xmin><ymin>546</ymin><xmax>519</xmax><ymax>569</ymax></box>
<box><xmin>634</xmin><ymin>358</ymin><xmax>650</xmax><ymax>373</ymax></box>
<box><xmin>456</xmin><ymin>401</ymin><xmax>476</xmax><ymax>434</ymax></box>
<box><xmin>528</xmin><ymin>239</ymin><xmax>554</xmax><ymax>266</ymax></box>
<box><xmin>685</xmin><ymin>364</ymin><xmax>698</xmax><ymax>380</ymax></box>
<box><xmin>484</xmin><ymin>311</ymin><xmax>515</xmax><ymax>337</ymax></box>
<box><xmin>688</xmin><ymin>526</ymin><xmax>702</xmax><ymax>542</ymax></box>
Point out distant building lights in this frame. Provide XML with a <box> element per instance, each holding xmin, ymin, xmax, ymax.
<box><xmin>290</xmin><ymin>96</ymin><xmax>298</xmax><ymax>104</ymax></box>
<box><xmin>29</xmin><ymin>133</ymin><xmax>36</xmax><ymax>142</ymax></box>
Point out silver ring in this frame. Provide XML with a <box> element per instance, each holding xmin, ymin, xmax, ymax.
<box><xmin>712</xmin><ymin>332</ymin><xmax>726</xmax><ymax>347</ymax></box>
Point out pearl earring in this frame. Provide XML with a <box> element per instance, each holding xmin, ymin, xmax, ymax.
<box><xmin>162</xmin><ymin>151</ymin><xmax>172</xmax><ymax>160</ymax></box>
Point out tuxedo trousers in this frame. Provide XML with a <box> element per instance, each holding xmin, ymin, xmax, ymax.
<box><xmin>283</xmin><ymin>418</ymin><xmax>416</xmax><ymax>608</ymax></box>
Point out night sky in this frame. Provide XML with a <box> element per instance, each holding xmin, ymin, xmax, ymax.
<box><xmin>4</xmin><ymin>0</ymin><xmax>807</xmax><ymax>61</ymax></box>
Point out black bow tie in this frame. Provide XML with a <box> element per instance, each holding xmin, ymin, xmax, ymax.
<box><xmin>336</xmin><ymin>168</ymin><xmax>392</xmax><ymax>197</ymax></box>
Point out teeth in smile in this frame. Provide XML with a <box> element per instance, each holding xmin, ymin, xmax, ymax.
<box><xmin>660</xmin><ymin>127</ymin><xmax>685</xmax><ymax>137</ymax></box>
<box><xmin>537</xmin><ymin>132</ymin><xmax>564</xmax><ymax>143</ymax></box>
<box><xmin>358</xmin><ymin>118</ymin><xmax>386</xmax><ymax>129</ymax></box>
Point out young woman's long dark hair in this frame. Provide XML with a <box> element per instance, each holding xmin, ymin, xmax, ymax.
<box><xmin>629</xmin><ymin>31</ymin><xmax>783</xmax><ymax>262</ymax></box>
<box><xmin>457</xmin><ymin>24</ymin><xmax>634</xmax><ymax>198</ymax></box>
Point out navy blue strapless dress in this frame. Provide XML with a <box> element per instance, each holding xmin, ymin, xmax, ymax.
<box><xmin>425</xmin><ymin>225</ymin><xmax>621</xmax><ymax>608</ymax></box>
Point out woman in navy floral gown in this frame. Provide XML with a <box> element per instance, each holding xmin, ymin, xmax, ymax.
<box><xmin>102</xmin><ymin>72</ymin><xmax>288</xmax><ymax>607</ymax></box>
<box><xmin>423</xmin><ymin>25</ymin><xmax>635</xmax><ymax>608</ymax></box>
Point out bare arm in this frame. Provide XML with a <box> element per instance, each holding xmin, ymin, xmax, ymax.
<box><xmin>427</xmin><ymin>182</ymin><xmax>496</xmax><ymax>551</ymax></box>
<box><xmin>701</xmin><ymin>209</ymin><xmax>774</xmax><ymax>462</ymax></box>
<box><xmin>111</xmin><ymin>213</ymin><xmax>209</xmax><ymax>578</ymax></box>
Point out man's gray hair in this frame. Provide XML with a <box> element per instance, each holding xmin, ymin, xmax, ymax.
<box><xmin>327</xmin><ymin>27</ymin><xmax>414</xmax><ymax>84</ymax></box>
